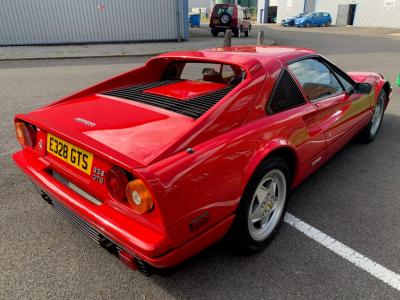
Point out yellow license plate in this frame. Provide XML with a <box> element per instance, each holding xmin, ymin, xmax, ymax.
<box><xmin>47</xmin><ymin>133</ymin><xmax>93</xmax><ymax>175</ymax></box>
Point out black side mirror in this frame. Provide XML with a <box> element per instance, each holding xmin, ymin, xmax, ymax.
<box><xmin>352</xmin><ymin>83</ymin><xmax>372</xmax><ymax>94</ymax></box>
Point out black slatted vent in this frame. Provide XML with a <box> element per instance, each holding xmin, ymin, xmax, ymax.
<box><xmin>267</xmin><ymin>69</ymin><xmax>305</xmax><ymax>115</ymax></box>
<box><xmin>102</xmin><ymin>80</ymin><xmax>235</xmax><ymax>119</ymax></box>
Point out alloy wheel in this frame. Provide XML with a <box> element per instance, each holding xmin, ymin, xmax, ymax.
<box><xmin>248</xmin><ymin>169</ymin><xmax>287</xmax><ymax>241</ymax></box>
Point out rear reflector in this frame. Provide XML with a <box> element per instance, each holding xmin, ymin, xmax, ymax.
<box><xmin>106</xmin><ymin>167</ymin><xmax>129</xmax><ymax>202</ymax></box>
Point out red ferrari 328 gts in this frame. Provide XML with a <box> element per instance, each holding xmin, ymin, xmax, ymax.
<box><xmin>13</xmin><ymin>46</ymin><xmax>391</xmax><ymax>275</ymax></box>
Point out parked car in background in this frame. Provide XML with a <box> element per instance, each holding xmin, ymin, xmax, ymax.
<box><xmin>295</xmin><ymin>12</ymin><xmax>332</xmax><ymax>27</ymax></box>
<box><xmin>209</xmin><ymin>3</ymin><xmax>251</xmax><ymax>37</ymax></box>
<box><xmin>281</xmin><ymin>13</ymin><xmax>306</xmax><ymax>26</ymax></box>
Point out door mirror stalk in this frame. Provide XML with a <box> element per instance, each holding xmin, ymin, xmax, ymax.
<box><xmin>348</xmin><ymin>83</ymin><xmax>372</xmax><ymax>95</ymax></box>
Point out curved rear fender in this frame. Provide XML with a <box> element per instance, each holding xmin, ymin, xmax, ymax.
<box><xmin>378</xmin><ymin>80</ymin><xmax>392</xmax><ymax>109</ymax></box>
<box><xmin>242</xmin><ymin>141</ymin><xmax>298</xmax><ymax>193</ymax></box>
<box><xmin>367</xmin><ymin>76</ymin><xmax>391</xmax><ymax>107</ymax></box>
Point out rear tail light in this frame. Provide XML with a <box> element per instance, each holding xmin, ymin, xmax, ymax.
<box><xmin>15</xmin><ymin>121</ymin><xmax>36</xmax><ymax>148</ymax></box>
<box><xmin>106</xmin><ymin>167</ymin><xmax>129</xmax><ymax>202</ymax></box>
<box><xmin>106</xmin><ymin>167</ymin><xmax>154</xmax><ymax>214</ymax></box>
<box><xmin>126</xmin><ymin>179</ymin><xmax>154</xmax><ymax>214</ymax></box>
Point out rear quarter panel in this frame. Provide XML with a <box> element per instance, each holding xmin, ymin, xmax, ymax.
<box><xmin>145</xmin><ymin>103</ymin><xmax>324</xmax><ymax>247</ymax></box>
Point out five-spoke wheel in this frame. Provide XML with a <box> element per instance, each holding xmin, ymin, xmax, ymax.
<box><xmin>230</xmin><ymin>157</ymin><xmax>290</xmax><ymax>252</ymax></box>
<box><xmin>248</xmin><ymin>169</ymin><xmax>286</xmax><ymax>242</ymax></box>
<box><xmin>360</xmin><ymin>90</ymin><xmax>386</xmax><ymax>142</ymax></box>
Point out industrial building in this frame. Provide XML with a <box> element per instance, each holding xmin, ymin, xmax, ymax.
<box><xmin>257</xmin><ymin>0</ymin><xmax>278</xmax><ymax>23</ymax></box>
<box><xmin>0</xmin><ymin>0</ymin><xmax>189</xmax><ymax>46</ymax></box>
<box><xmin>265</xmin><ymin>0</ymin><xmax>400</xmax><ymax>28</ymax></box>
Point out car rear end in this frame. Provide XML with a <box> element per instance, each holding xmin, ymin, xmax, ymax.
<box><xmin>209</xmin><ymin>4</ymin><xmax>237</xmax><ymax>31</ymax></box>
<box><xmin>11</xmin><ymin>54</ymin><xmax>250</xmax><ymax>273</ymax></box>
<box><xmin>12</xmin><ymin>117</ymin><xmax>175</xmax><ymax>273</ymax></box>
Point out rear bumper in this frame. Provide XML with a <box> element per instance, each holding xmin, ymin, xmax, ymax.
<box><xmin>12</xmin><ymin>149</ymin><xmax>234</xmax><ymax>269</ymax></box>
<box><xmin>210</xmin><ymin>25</ymin><xmax>231</xmax><ymax>30</ymax></box>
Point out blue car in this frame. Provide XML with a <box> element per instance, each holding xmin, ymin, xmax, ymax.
<box><xmin>295</xmin><ymin>12</ymin><xmax>332</xmax><ymax>27</ymax></box>
<box><xmin>281</xmin><ymin>13</ymin><xmax>306</xmax><ymax>26</ymax></box>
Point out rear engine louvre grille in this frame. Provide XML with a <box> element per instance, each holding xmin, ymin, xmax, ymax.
<box><xmin>102</xmin><ymin>80</ymin><xmax>235</xmax><ymax>119</ymax></box>
<box><xmin>267</xmin><ymin>69</ymin><xmax>305</xmax><ymax>115</ymax></box>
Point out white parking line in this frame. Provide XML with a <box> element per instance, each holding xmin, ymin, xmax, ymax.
<box><xmin>285</xmin><ymin>213</ymin><xmax>400</xmax><ymax>292</ymax></box>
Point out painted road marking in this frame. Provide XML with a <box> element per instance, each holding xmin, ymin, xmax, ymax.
<box><xmin>285</xmin><ymin>213</ymin><xmax>400</xmax><ymax>292</ymax></box>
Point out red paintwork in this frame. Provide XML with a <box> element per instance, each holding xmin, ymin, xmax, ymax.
<box><xmin>12</xmin><ymin>46</ymin><xmax>391</xmax><ymax>269</ymax></box>
<box><xmin>144</xmin><ymin>80</ymin><xmax>227</xmax><ymax>100</ymax></box>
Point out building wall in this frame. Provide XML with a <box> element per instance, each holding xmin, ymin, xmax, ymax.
<box><xmin>189</xmin><ymin>0</ymin><xmax>210</xmax><ymax>8</ymax></box>
<box><xmin>257</xmin><ymin>0</ymin><xmax>279</xmax><ymax>23</ymax></box>
<box><xmin>275</xmin><ymin>0</ymin><xmax>305</xmax><ymax>23</ymax></box>
<box><xmin>315</xmin><ymin>0</ymin><xmax>355</xmax><ymax>25</ymax></box>
<box><xmin>0</xmin><ymin>0</ymin><xmax>189</xmax><ymax>45</ymax></box>
<box><xmin>316</xmin><ymin>0</ymin><xmax>400</xmax><ymax>28</ymax></box>
<box><xmin>353</xmin><ymin>0</ymin><xmax>400</xmax><ymax>28</ymax></box>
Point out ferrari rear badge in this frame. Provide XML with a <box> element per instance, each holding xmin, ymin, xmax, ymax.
<box><xmin>74</xmin><ymin>117</ymin><xmax>96</xmax><ymax>127</ymax></box>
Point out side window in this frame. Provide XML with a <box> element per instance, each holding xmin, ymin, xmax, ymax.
<box><xmin>334</xmin><ymin>71</ymin><xmax>353</xmax><ymax>91</ymax></box>
<box><xmin>288</xmin><ymin>59</ymin><xmax>343</xmax><ymax>101</ymax></box>
<box><xmin>238</xmin><ymin>9</ymin><xmax>243</xmax><ymax>20</ymax></box>
<box><xmin>267</xmin><ymin>69</ymin><xmax>306</xmax><ymax>115</ymax></box>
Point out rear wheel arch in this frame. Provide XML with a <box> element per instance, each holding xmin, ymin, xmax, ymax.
<box><xmin>243</xmin><ymin>145</ymin><xmax>298</xmax><ymax>196</ymax></box>
<box><xmin>267</xmin><ymin>147</ymin><xmax>297</xmax><ymax>179</ymax></box>
<box><xmin>381</xmin><ymin>81</ymin><xmax>391</xmax><ymax>104</ymax></box>
<box><xmin>230</xmin><ymin>147</ymin><xmax>297</xmax><ymax>251</ymax></box>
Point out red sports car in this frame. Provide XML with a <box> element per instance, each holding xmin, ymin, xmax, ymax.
<box><xmin>13</xmin><ymin>46</ymin><xmax>391</xmax><ymax>275</ymax></box>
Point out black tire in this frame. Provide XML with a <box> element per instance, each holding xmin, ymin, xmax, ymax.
<box><xmin>233</xmin><ymin>28</ymin><xmax>240</xmax><ymax>37</ymax></box>
<box><xmin>360</xmin><ymin>90</ymin><xmax>387</xmax><ymax>143</ymax></box>
<box><xmin>219</xmin><ymin>13</ymin><xmax>231</xmax><ymax>26</ymax></box>
<box><xmin>326</xmin><ymin>21</ymin><xmax>331</xmax><ymax>27</ymax></box>
<box><xmin>211</xmin><ymin>29</ymin><xmax>219</xmax><ymax>37</ymax></box>
<box><xmin>305</xmin><ymin>22</ymin><xmax>311</xmax><ymax>28</ymax></box>
<box><xmin>229</xmin><ymin>157</ymin><xmax>291</xmax><ymax>253</ymax></box>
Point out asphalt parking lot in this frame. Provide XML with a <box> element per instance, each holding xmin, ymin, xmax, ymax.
<box><xmin>1</xmin><ymin>26</ymin><xmax>400</xmax><ymax>299</ymax></box>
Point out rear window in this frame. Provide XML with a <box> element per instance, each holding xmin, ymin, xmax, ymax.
<box><xmin>214</xmin><ymin>5</ymin><xmax>234</xmax><ymax>16</ymax></box>
<box><xmin>163</xmin><ymin>62</ymin><xmax>245</xmax><ymax>85</ymax></box>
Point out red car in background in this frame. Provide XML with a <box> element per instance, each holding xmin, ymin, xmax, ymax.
<box><xmin>209</xmin><ymin>4</ymin><xmax>251</xmax><ymax>37</ymax></box>
<box><xmin>13</xmin><ymin>46</ymin><xmax>391</xmax><ymax>275</ymax></box>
